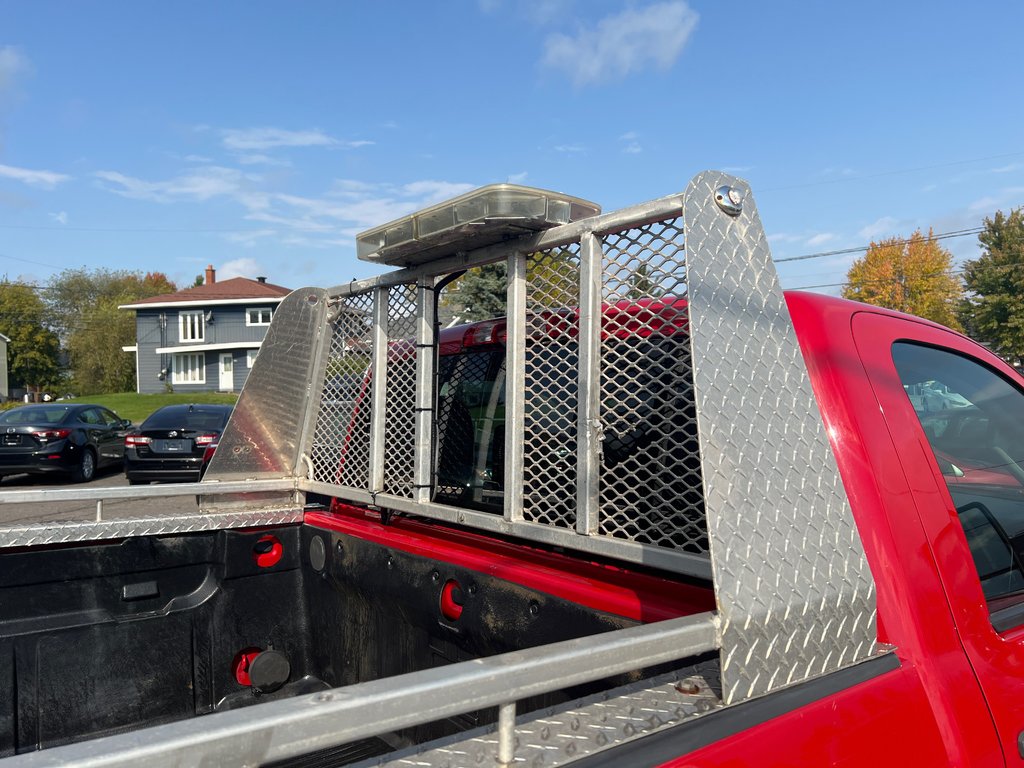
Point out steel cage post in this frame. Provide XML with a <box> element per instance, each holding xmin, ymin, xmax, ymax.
<box><xmin>576</xmin><ymin>232</ymin><xmax>602</xmax><ymax>535</ymax></box>
<box><xmin>369</xmin><ymin>286</ymin><xmax>390</xmax><ymax>493</ymax></box>
<box><xmin>505</xmin><ymin>251</ymin><xmax>527</xmax><ymax>522</ymax></box>
<box><xmin>414</xmin><ymin>276</ymin><xmax>437</xmax><ymax>504</ymax></box>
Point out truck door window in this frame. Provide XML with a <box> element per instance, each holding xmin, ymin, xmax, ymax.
<box><xmin>892</xmin><ymin>342</ymin><xmax>1024</xmax><ymax>625</ymax></box>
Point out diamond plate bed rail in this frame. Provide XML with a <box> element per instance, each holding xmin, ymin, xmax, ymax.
<box><xmin>0</xmin><ymin>478</ymin><xmax>302</xmax><ymax>547</ymax></box>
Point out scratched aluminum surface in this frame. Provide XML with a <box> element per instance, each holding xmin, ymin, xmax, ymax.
<box><xmin>683</xmin><ymin>171</ymin><xmax>878</xmax><ymax>703</ymax></box>
<box><xmin>367</xmin><ymin>665</ymin><xmax>722</xmax><ymax>768</ymax></box>
<box><xmin>202</xmin><ymin>287</ymin><xmax>328</xmax><ymax>512</ymax></box>
<box><xmin>0</xmin><ymin>509</ymin><xmax>303</xmax><ymax>547</ymax></box>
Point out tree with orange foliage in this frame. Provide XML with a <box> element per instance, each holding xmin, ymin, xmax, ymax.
<box><xmin>842</xmin><ymin>230</ymin><xmax>963</xmax><ymax>330</ymax></box>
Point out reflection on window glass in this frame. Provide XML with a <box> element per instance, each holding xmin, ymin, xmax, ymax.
<box><xmin>893</xmin><ymin>342</ymin><xmax>1024</xmax><ymax>624</ymax></box>
<box><xmin>434</xmin><ymin>350</ymin><xmax>506</xmax><ymax>513</ymax></box>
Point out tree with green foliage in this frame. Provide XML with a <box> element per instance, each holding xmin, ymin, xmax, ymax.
<box><xmin>842</xmin><ymin>230</ymin><xmax>962</xmax><ymax>329</ymax></box>
<box><xmin>960</xmin><ymin>208</ymin><xmax>1024</xmax><ymax>362</ymax></box>
<box><xmin>0</xmin><ymin>280</ymin><xmax>61</xmax><ymax>396</ymax></box>
<box><xmin>45</xmin><ymin>269</ymin><xmax>177</xmax><ymax>394</ymax></box>
<box><xmin>441</xmin><ymin>252</ymin><xmax>579</xmax><ymax>323</ymax></box>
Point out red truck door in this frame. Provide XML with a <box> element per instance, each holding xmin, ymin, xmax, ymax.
<box><xmin>854</xmin><ymin>309</ymin><xmax>1024</xmax><ymax>765</ymax></box>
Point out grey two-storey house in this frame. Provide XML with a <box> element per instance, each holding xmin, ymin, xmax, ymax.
<box><xmin>120</xmin><ymin>266</ymin><xmax>291</xmax><ymax>394</ymax></box>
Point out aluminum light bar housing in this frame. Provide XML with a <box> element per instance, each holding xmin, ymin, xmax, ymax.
<box><xmin>356</xmin><ymin>183</ymin><xmax>601</xmax><ymax>267</ymax></box>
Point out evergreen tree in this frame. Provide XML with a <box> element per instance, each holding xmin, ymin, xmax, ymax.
<box><xmin>960</xmin><ymin>208</ymin><xmax>1024</xmax><ymax>362</ymax></box>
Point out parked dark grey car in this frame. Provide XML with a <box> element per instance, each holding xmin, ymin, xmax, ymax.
<box><xmin>123</xmin><ymin>404</ymin><xmax>233</xmax><ymax>484</ymax></box>
<box><xmin>0</xmin><ymin>404</ymin><xmax>132</xmax><ymax>483</ymax></box>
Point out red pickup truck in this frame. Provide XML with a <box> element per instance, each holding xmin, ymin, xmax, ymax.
<box><xmin>0</xmin><ymin>174</ymin><xmax>1022</xmax><ymax>766</ymax></box>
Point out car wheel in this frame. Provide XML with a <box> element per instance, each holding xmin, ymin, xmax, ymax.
<box><xmin>73</xmin><ymin>448</ymin><xmax>97</xmax><ymax>483</ymax></box>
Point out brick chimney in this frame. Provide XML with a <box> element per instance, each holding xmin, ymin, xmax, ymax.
<box><xmin>205</xmin><ymin>265</ymin><xmax>216</xmax><ymax>285</ymax></box>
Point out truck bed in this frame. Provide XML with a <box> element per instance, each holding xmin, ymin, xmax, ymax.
<box><xmin>0</xmin><ymin>507</ymin><xmax>715</xmax><ymax>758</ymax></box>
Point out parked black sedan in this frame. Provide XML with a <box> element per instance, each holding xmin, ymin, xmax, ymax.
<box><xmin>124</xmin><ymin>404</ymin><xmax>233</xmax><ymax>484</ymax></box>
<box><xmin>0</xmin><ymin>403</ymin><xmax>132</xmax><ymax>483</ymax></box>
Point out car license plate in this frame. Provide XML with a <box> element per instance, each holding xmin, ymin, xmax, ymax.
<box><xmin>154</xmin><ymin>439</ymin><xmax>190</xmax><ymax>453</ymax></box>
<box><xmin>2</xmin><ymin>435</ymin><xmax>20</xmax><ymax>446</ymax></box>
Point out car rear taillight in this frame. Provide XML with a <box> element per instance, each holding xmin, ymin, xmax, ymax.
<box><xmin>31</xmin><ymin>428</ymin><xmax>71</xmax><ymax>441</ymax></box>
<box><xmin>125</xmin><ymin>435</ymin><xmax>152</xmax><ymax>447</ymax></box>
<box><xmin>194</xmin><ymin>434</ymin><xmax>218</xmax><ymax>446</ymax></box>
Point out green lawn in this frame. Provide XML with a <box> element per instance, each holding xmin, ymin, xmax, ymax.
<box><xmin>72</xmin><ymin>392</ymin><xmax>239</xmax><ymax>425</ymax></box>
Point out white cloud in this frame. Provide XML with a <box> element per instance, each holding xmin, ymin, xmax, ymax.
<box><xmin>968</xmin><ymin>188</ymin><xmax>1024</xmax><ymax>214</ymax></box>
<box><xmin>220</xmin><ymin>127</ymin><xmax>372</xmax><ymax>152</ymax></box>
<box><xmin>236</xmin><ymin>153</ymin><xmax>293</xmax><ymax>167</ymax></box>
<box><xmin>184</xmin><ymin>154</ymin><xmax>214</xmax><ymax>164</ymax></box>
<box><xmin>542</xmin><ymin>1</ymin><xmax>698</xmax><ymax>87</ymax></box>
<box><xmin>94</xmin><ymin>166</ymin><xmax>253</xmax><ymax>203</ymax></box>
<box><xmin>0</xmin><ymin>163</ymin><xmax>71</xmax><ymax>189</ymax></box>
<box><xmin>94</xmin><ymin>163</ymin><xmax>477</xmax><ymax>250</ymax></box>
<box><xmin>991</xmin><ymin>163</ymin><xmax>1023</xmax><ymax>174</ymax></box>
<box><xmin>969</xmin><ymin>196</ymin><xmax>1000</xmax><ymax>213</ymax></box>
<box><xmin>401</xmin><ymin>180</ymin><xmax>475</xmax><ymax>202</ymax></box>
<box><xmin>222</xmin><ymin>127</ymin><xmax>338</xmax><ymax>151</ymax></box>
<box><xmin>805</xmin><ymin>233</ymin><xmax>836</xmax><ymax>247</ymax></box>
<box><xmin>507</xmin><ymin>171</ymin><xmax>529</xmax><ymax>183</ymax></box>
<box><xmin>858</xmin><ymin>216</ymin><xmax>900</xmax><ymax>240</ymax></box>
<box><xmin>223</xmin><ymin>229</ymin><xmax>276</xmax><ymax>247</ymax></box>
<box><xmin>619</xmin><ymin>132</ymin><xmax>642</xmax><ymax>154</ymax></box>
<box><xmin>554</xmin><ymin>144</ymin><xmax>586</xmax><ymax>154</ymax></box>
<box><xmin>218</xmin><ymin>258</ymin><xmax>265</xmax><ymax>280</ymax></box>
<box><xmin>0</xmin><ymin>47</ymin><xmax>28</xmax><ymax>93</ymax></box>
<box><xmin>49</xmin><ymin>211</ymin><xmax>68</xmax><ymax>225</ymax></box>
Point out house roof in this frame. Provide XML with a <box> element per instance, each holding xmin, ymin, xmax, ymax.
<box><xmin>119</xmin><ymin>276</ymin><xmax>291</xmax><ymax>309</ymax></box>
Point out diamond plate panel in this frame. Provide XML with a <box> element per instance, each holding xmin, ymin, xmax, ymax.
<box><xmin>683</xmin><ymin>171</ymin><xmax>877</xmax><ymax>703</ymax></box>
<box><xmin>311</xmin><ymin>293</ymin><xmax>374</xmax><ymax>487</ymax></box>
<box><xmin>374</xmin><ymin>665</ymin><xmax>721</xmax><ymax>768</ymax></box>
<box><xmin>598</xmin><ymin>219</ymin><xmax>707</xmax><ymax>554</ymax></box>
<box><xmin>0</xmin><ymin>509</ymin><xmax>303</xmax><ymax>548</ymax></box>
<box><xmin>523</xmin><ymin>244</ymin><xmax>580</xmax><ymax>528</ymax></box>
<box><xmin>204</xmin><ymin>287</ymin><xmax>327</xmax><ymax>484</ymax></box>
<box><xmin>384</xmin><ymin>285</ymin><xmax>418</xmax><ymax>497</ymax></box>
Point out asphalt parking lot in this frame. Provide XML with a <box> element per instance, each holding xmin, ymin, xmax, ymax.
<box><xmin>0</xmin><ymin>466</ymin><xmax>198</xmax><ymax>526</ymax></box>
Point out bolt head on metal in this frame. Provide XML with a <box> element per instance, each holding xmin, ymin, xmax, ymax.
<box><xmin>714</xmin><ymin>185</ymin><xmax>744</xmax><ymax>216</ymax></box>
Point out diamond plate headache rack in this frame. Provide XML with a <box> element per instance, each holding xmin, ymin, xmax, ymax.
<box><xmin>205</xmin><ymin>171</ymin><xmax>880</xmax><ymax>704</ymax></box>
<box><xmin>0</xmin><ymin>479</ymin><xmax>302</xmax><ymax>547</ymax></box>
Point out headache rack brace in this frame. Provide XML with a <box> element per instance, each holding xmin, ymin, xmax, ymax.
<box><xmin>0</xmin><ymin>172</ymin><xmax>886</xmax><ymax>767</ymax></box>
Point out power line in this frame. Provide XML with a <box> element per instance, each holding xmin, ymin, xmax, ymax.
<box><xmin>774</xmin><ymin>227</ymin><xmax>986</xmax><ymax>264</ymax></box>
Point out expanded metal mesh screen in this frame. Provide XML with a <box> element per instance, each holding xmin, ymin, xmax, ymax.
<box><xmin>383</xmin><ymin>286</ymin><xmax>418</xmax><ymax>498</ymax></box>
<box><xmin>307</xmin><ymin>210</ymin><xmax>709</xmax><ymax>574</ymax></box>
<box><xmin>523</xmin><ymin>244</ymin><xmax>581</xmax><ymax>529</ymax></box>
<box><xmin>598</xmin><ymin>218</ymin><xmax>707</xmax><ymax>554</ymax></box>
<box><xmin>310</xmin><ymin>293</ymin><xmax>373</xmax><ymax>487</ymax></box>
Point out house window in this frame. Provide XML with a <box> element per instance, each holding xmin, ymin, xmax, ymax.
<box><xmin>173</xmin><ymin>353</ymin><xmax>206</xmax><ymax>384</ymax></box>
<box><xmin>247</xmin><ymin>349</ymin><xmax>259</xmax><ymax>368</ymax></box>
<box><xmin>246</xmin><ymin>307</ymin><xmax>273</xmax><ymax>326</ymax></box>
<box><xmin>179</xmin><ymin>310</ymin><xmax>205</xmax><ymax>342</ymax></box>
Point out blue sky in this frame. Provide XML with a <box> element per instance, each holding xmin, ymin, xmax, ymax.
<box><xmin>1</xmin><ymin>0</ymin><xmax>1022</xmax><ymax>295</ymax></box>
